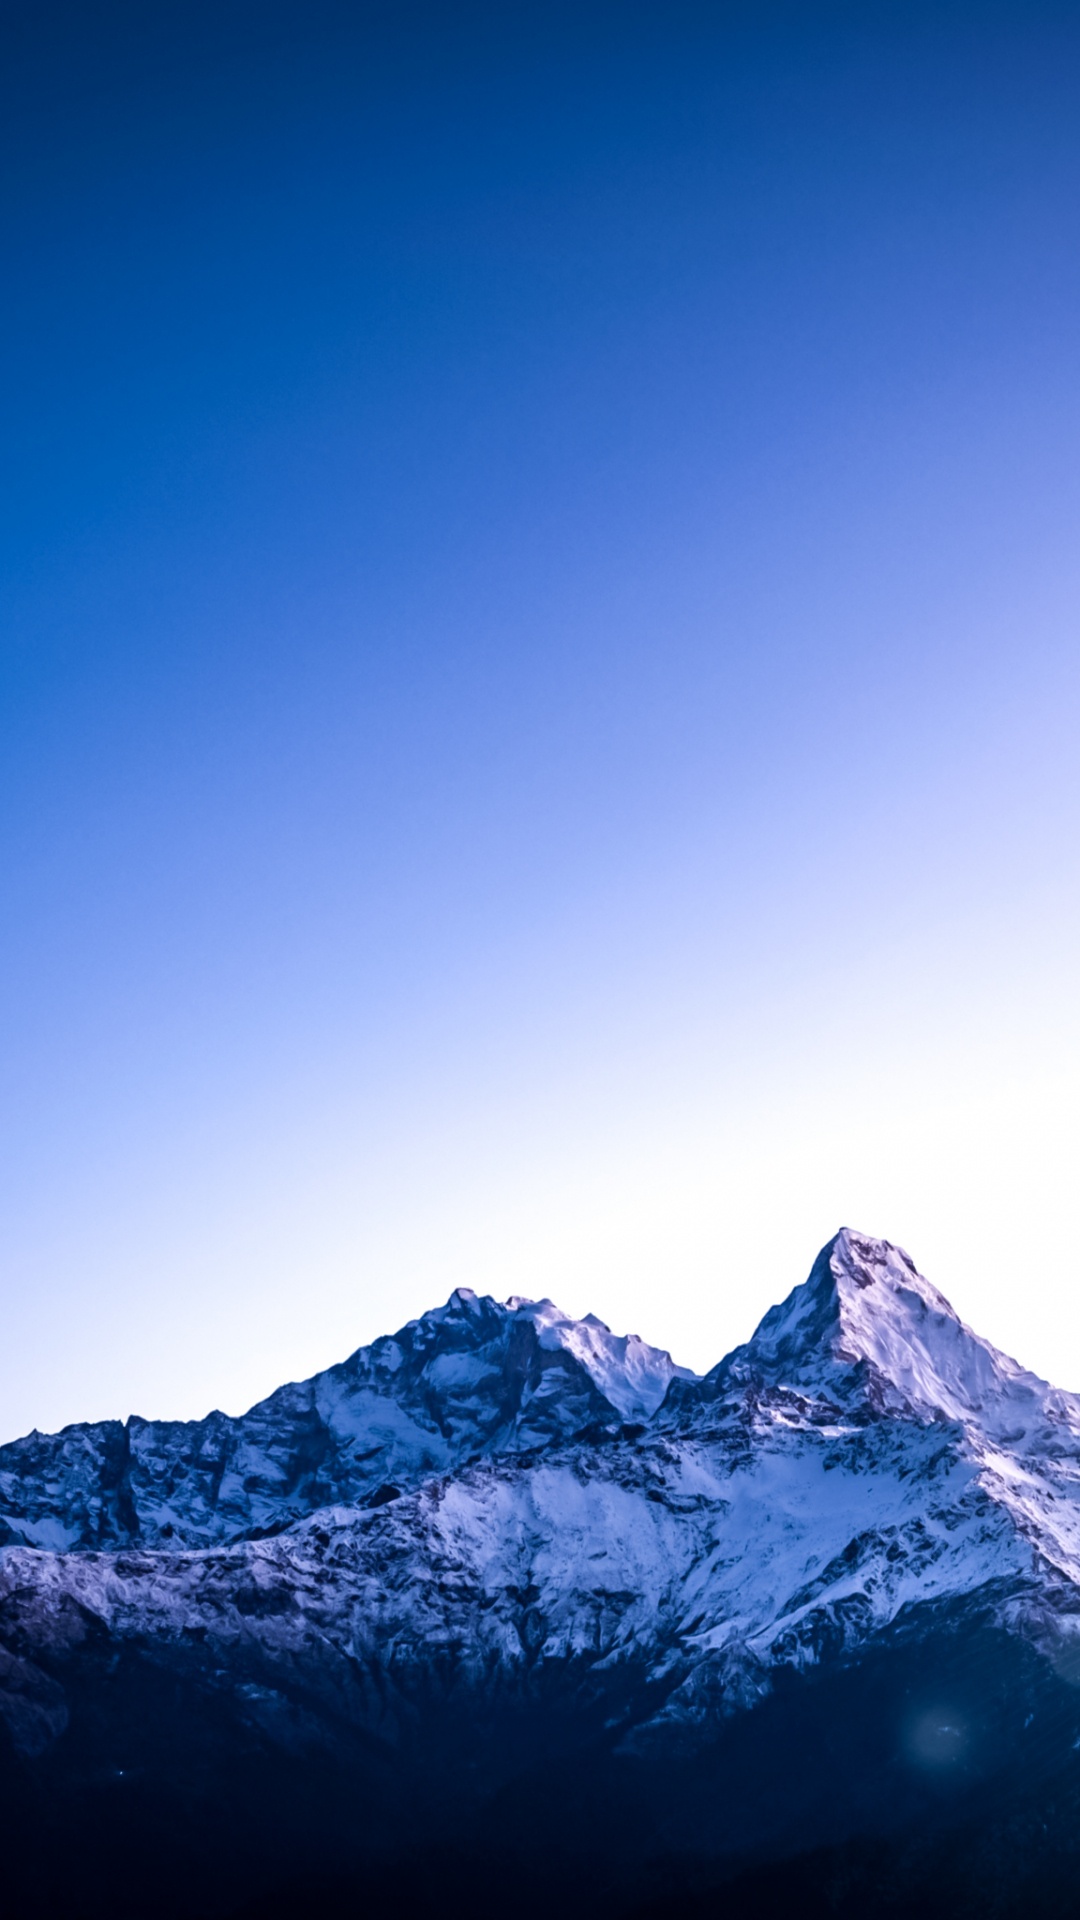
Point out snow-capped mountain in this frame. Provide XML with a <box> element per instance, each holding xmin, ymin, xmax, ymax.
<box><xmin>0</xmin><ymin>1289</ymin><xmax>694</xmax><ymax>1551</ymax></box>
<box><xmin>6</xmin><ymin>1230</ymin><xmax>1080</xmax><ymax>1920</ymax></box>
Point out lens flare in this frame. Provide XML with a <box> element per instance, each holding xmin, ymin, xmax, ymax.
<box><xmin>904</xmin><ymin>1708</ymin><xmax>969</xmax><ymax>1770</ymax></box>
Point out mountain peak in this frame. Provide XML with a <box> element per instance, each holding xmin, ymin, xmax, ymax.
<box><xmin>510</xmin><ymin>1296</ymin><xmax>697</xmax><ymax>1420</ymax></box>
<box><xmin>408</xmin><ymin>1288</ymin><xmax>695</xmax><ymax>1419</ymax></box>
<box><xmin>0</xmin><ymin>1283</ymin><xmax>697</xmax><ymax>1552</ymax></box>
<box><xmin>719</xmin><ymin>1226</ymin><xmax>1051</xmax><ymax>1432</ymax></box>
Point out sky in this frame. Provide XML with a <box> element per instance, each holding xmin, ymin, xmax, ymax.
<box><xmin>3</xmin><ymin>0</ymin><xmax>1080</xmax><ymax>1443</ymax></box>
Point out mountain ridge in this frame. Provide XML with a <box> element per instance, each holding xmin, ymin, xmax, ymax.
<box><xmin>6</xmin><ymin>1227</ymin><xmax>1080</xmax><ymax>1919</ymax></box>
<box><xmin>0</xmin><ymin>1282</ymin><xmax>695</xmax><ymax>1551</ymax></box>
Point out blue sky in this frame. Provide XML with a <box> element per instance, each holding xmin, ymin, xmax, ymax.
<box><xmin>3</xmin><ymin>0</ymin><xmax>1080</xmax><ymax>1439</ymax></box>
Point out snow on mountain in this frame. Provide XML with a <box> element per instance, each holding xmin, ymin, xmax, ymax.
<box><xmin>711</xmin><ymin>1228</ymin><xmax>1065</xmax><ymax>1435</ymax></box>
<box><xmin>4</xmin><ymin>1227</ymin><xmax>1080</xmax><ymax>1782</ymax></box>
<box><xmin>0</xmin><ymin>1286</ymin><xmax>694</xmax><ymax>1552</ymax></box>
<box><xmin>679</xmin><ymin>1227</ymin><xmax>1080</xmax><ymax>1591</ymax></box>
<box><xmin>508</xmin><ymin>1295</ymin><xmax>696</xmax><ymax>1420</ymax></box>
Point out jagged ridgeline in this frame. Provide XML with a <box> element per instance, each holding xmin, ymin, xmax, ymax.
<box><xmin>6</xmin><ymin>1232</ymin><xmax>1080</xmax><ymax>1919</ymax></box>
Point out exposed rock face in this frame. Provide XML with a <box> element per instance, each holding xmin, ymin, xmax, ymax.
<box><xmin>5</xmin><ymin>1231</ymin><xmax>1080</xmax><ymax>1920</ymax></box>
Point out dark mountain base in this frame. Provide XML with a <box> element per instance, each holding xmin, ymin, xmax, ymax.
<box><xmin>7</xmin><ymin>1620</ymin><xmax>1080</xmax><ymax>1920</ymax></box>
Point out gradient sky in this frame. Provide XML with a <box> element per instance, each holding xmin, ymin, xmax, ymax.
<box><xmin>3</xmin><ymin>0</ymin><xmax>1080</xmax><ymax>1443</ymax></box>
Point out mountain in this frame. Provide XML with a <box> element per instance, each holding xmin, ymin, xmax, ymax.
<box><xmin>0</xmin><ymin>1290</ymin><xmax>692</xmax><ymax>1552</ymax></box>
<box><xmin>5</xmin><ymin>1230</ymin><xmax>1080</xmax><ymax>1920</ymax></box>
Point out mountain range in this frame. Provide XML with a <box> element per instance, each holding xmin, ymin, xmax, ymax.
<box><xmin>6</xmin><ymin>1229</ymin><xmax>1080</xmax><ymax>1919</ymax></box>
